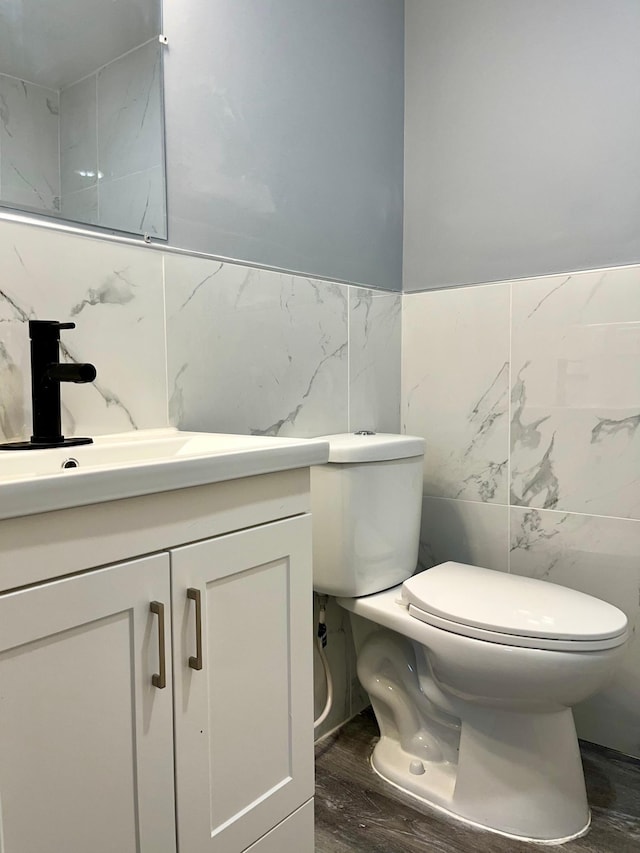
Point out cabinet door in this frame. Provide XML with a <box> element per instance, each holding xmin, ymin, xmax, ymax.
<box><xmin>0</xmin><ymin>554</ymin><xmax>176</xmax><ymax>853</ymax></box>
<box><xmin>172</xmin><ymin>516</ymin><xmax>314</xmax><ymax>853</ymax></box>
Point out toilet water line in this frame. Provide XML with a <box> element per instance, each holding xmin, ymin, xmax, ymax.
<box><xmin>314</xmin><ymin>594</ymin><xmax>334</xmax><ymax>730</ymax></box>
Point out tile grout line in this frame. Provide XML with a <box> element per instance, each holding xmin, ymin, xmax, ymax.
<box><xmin>399</xmin><ymin>291</ymin><xmax>404</xmax><ymax>434</ymax></box>
<box><xmin>346</xmin><ymin>286</ymin><xmax>351</xmax><ymax>432</ymax></box>
<box><xmin>57</xmin><ymin>86</ymin><xmax>61</xmax><ymax>215</ymax></box>
<box><xmin>421</xmin><ymin>493</ymin><xmax>640</xmax><ymax>525</ymax></box>
<box><xmin>507</xmin><ymin>281</ymin><xmax>513</xmax><ymax>574</ymax></box>
<box><xmin>161</xmin><ymin>253</ymin><xmax>170</xmax><ymax>427</ymax></box>
<box><xmin>95</xmin><ymin>73</ymin><xmax>100</xmax><ymax>222</ymax></box>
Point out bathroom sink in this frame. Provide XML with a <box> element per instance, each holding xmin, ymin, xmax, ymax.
<box><xmin>0</xmin><ymin>428</ymin><xmax>329</xmax><ymax>520</ymax></box>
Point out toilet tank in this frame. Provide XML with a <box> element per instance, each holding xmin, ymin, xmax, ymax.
<box><xmin>310</xmin><ymin>433</ymin><xmax>424</xmax><ymax>597</ymax></box>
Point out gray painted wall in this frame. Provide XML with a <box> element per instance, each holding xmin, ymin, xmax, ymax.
<box><xmin>163</xmin><ymin>0</ymin><xmax>404</xmax><ymax>290</ymax></box>
<box><xmin>404</xmin><ymin>0</ymin><xmax>640</xmax><ymax>291</ymax></box>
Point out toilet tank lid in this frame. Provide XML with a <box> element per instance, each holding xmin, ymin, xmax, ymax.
<box><xmin>315</xmin><ymin>433</ymin><xmax>425</xmax><ymax>463</ymax></box>
<box><xmin>402</xmin><ymin>563</ymin><xmax>628</xmax><ymax>642</ymax></box>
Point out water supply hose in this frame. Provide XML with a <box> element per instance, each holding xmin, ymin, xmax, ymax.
<box><xmin>314</xmin><ymin>594</ymin><xmax>333</xmax><ymax>730</ymax></box>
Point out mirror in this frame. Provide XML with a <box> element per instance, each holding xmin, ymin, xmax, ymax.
<box><xmin>0</xmin><ymin>0</ymin><xmax>166</xmax><ymax>239</ymax></box>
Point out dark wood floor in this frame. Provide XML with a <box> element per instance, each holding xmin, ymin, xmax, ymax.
<box><xmin>315</xmin><ymin>709</ymin><xmax>640</xmax><ymax>853</ymax></box>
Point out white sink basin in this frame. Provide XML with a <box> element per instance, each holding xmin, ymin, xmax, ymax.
<box><xmin>0</xmin><ymin>428</ymin><xmax>330</xmax><ymax>521</ymax></box>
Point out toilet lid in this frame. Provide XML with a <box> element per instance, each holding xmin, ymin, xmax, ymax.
<box><xmin>402</xmin><ymin>563</ymin><xmax>628</xmax><ymax>647</ymax></box>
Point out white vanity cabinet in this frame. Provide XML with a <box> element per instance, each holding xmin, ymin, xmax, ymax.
<box><xmin>0</xmin><ymin>467</ymin><xmax>316</xmax><ymax>853</ymax></box>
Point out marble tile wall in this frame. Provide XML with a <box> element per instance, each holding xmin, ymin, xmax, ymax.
<box><xmin>0</xmin><ymin>221</ymin><xmax>401</xmax><ymax>446</ymax></box>
<box><xmin>402</xmin><ymin>266</ymin><xmax>640</xmax><ymax>759</ymax></box>
<box><xmin>164</xmin><ymin>251</ymin><xmax>401</xmax><ymax>439</ymax></box>
<box><xmin>0</xmin><ymin>74</ymin><xmax>60</xmax><ymax>215</ymax></box>
<box><xmin>0</xmin><ymin>219</ymin><xmax>167</xmax><ymax>442</ymax></box>
<box><xmin>59</xmin><ymin>40</ymin><xmax>165</xmax><ymax>238</ymax></box>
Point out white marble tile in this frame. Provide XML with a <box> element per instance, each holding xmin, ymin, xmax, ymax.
<box><xmin>99</xmin><ymin>166</ymin><xmax>166</xmax><ymax>238</ymax></box>
<box><xmin>60</xmin><ymin>76</ymin><xmax>97</xmax><ymax>196</ymax></box>
<box><xmin>348</xmin><ymin>288</ymin><xmax>401</xmax><ymax>433</ymax></box>
<box><xmin>511</xmin><ymin>267</ymin><xmax>640</xmax><ymax>518</ymax></box>
<box><xmin>0</xmin><ymin>75</ymin><xmax>60</xmax><ymax>213</ymax></box>
<box><xmin>418</xmin><ymin>496</ymin><xmax>509</xmax><ymax>573</ymax></box>
<box><xmin>0</xmin><ymin>338</ymin><xmax>24</xmax><ymax>442</ymax></box>
<box><xmin>61</xmin><ymin>186</ymin><xmax>98</xmax><ymax>225</ymax></box>
<box><xmin>0</xmin><ymin>220</ymin><xmax>167</xmax><ymax>442</ymax></box>
<box><xmin>97</xmin><ymin>40</ymin><xmax>163</xmax><ymax>182</ymax></box>
<box><xmin>510</xmin><ymin>506</ymin><xmax>640</xmax><ymax>758</ymax></box>
<box><xmin>165</xmin><ymin>253</ymin><xmax>348</xmax><ymax>437</ymax></box>
<box><xmin>402</xmin><ymin>283</ymin><xmax>510</xmax><ymax>502</ymax></box>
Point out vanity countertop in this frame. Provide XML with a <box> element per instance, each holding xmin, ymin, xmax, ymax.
<box><xmin>0</xmin><ymin>428</ymin><xmax>329</xmax><ymax>521</ymax></box>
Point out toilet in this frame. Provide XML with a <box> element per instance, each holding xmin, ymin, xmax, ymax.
<box><xmin>310</xmin><ymin>433</ymin><xmax>629</xmax><ymax>844</ymax></box>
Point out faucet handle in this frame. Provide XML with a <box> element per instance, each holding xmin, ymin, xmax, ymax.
<box><xmin>29</xmin><ymin>320</ymin><xmax>76</xmax><ymax>339</ymax></box>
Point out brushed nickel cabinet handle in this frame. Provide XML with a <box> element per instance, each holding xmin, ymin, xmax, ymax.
<box><xmin>150</xmin><ymin>601</ymin><xmax>166</xmax><ymax>689</ymax></box>
<box><xmin>187</xmin><ymin>588</ymin><xmax>203</xmax><ymax>671</ymax></box>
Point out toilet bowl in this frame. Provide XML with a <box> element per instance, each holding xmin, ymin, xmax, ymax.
<box><xmin>340</xmin><ymin>568</ymin><xmax>627</xmax><ymax>842</ymax></box>
<box><xmin>311</xmin><ymin>433</ymin><xmax>629</xmax><ymax>844</ymax></box>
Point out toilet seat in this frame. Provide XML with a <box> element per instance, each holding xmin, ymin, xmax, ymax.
<box><xmin>402</xmin><ymin>562</ymin><xmax>628</xmax><ymax>652</ymax></box>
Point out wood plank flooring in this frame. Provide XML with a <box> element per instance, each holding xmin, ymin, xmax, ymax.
<box><xmin>315</xmin><ymin>709</ymin><xmax>640</xmax><ymax>853</ymax></box>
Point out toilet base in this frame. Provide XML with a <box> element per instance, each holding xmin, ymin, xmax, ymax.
<box><xmin>370</xmin><ymin>706</ymin><xmax>592</xmax><ymax>845</ymax></box>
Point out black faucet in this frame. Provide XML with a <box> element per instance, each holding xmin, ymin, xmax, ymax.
<box><xmin>0</xmin><ymin>320</ymin><xmax>97</xmax><ymax>450</ymax></box>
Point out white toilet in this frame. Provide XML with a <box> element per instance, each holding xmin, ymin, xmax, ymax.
<box><xmin>311</xmin><ymin>433</ymin><xmax>629</xmax><ymax>844</ymax></box>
